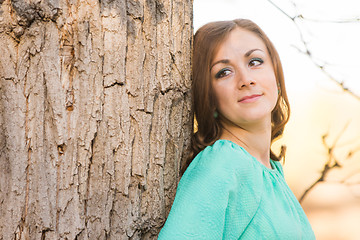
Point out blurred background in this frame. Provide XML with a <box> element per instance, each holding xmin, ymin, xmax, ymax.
<box><xmin>194</xmin><ymin>0</ymin><xmax>360</xmax><ymax>239</ymax></box>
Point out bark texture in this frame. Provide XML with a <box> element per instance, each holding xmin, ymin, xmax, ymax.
<box><xmin>0</xmin><ymin>0</ymin><xmax>193</xmax><ymax>239</ymax></box>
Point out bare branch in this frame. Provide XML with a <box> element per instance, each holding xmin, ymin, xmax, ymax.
<box><xmin>300</xmin><ymin>17</ymin><xmax>360</xmax><ymax>24</ymax></box>
<box><xmin>267</xmin><ymin>0</ymin><xmax>360</xmax><ymax>101</ymax></box>
<box><xmin>267</xmin><ymin>0</ymin><xmax>296</xmax><ymax>21</ymax></box>
<box><xmin>333</xmin><ymin>121</ymin><xmax>351</xmax><ymax>147</ymax></box>
<box><xmin>298</xmin><ymin>124</ymin><xmax>360</xmax><ymax>202</ymax></box>
<box><xmin>299</xmin><ymin>133</ymin><xmax>341</xmax><ymax>203</ymax></box>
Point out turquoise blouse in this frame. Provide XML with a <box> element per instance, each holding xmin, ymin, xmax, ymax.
<box><xmin>158</xmin><ymin>140</ymin><xmax>315</xmax><ymax>239</ymax></box>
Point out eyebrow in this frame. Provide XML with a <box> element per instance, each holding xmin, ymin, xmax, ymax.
<box><xmin>210</xmin><ymin>59</ymin><xmax>230</xmax><ymax>70</ymax></box>
<box><xmin>210</xmin><ymin>48</ymin><xmax>264</xmax><ymax>70</ymax></box>
<box><xmin>245</xmin><ymin>48</ymin><xmax>263</xmax><ymax>57</ymax></box>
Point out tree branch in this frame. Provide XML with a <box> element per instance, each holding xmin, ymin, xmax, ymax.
<box><xmin>299</xmin><ymin>133</ymin><xmax>340</xmax><ymax>203</ymax></box>
<box><xmin>267</xmin><ymin>0</ymin><xmax>360</xmax><ymax>101</ymax></box>
<box><xmin>298</xmin><ymin>123</ymin><xmax>360</xmax><ymax>203</ymax></box>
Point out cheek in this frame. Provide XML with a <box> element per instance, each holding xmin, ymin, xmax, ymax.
<box><xmin>213</xmin><ymin>88</ymin><xmax>226</xmax><ymax>109</ymax></box>
<box><xmin>272</xmin><ymin>82</ymin><xmax>280</xmax><ymax>107</ymax></box>
<box><xmin>271</xmin><ymin>81</ymin><xmax>278</xmax><ymax>96</ymax></box>
<box><xmin>266</xmin><ymin>76</ymin><xmax>279</xmax><ymax>104</ymax></box>
<box><xmin>268</xmin><ymin>74</ymin><xmax>278</xmax><ymax>94</ymax></box>
<box><xmin>212</xmin><ymin>82</ymin><xmax>230</xmax><ymax>106</ymax></box>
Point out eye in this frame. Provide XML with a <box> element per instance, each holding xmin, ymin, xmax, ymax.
<box><xmin>249</xmin><ymin>58</ymin><xmax>264</xmax><ymax>67</ymax></box>
<box><xmin>215</xmin><ymin>68</ymin><xmax>232</xmax><ymax>79</ymax></box>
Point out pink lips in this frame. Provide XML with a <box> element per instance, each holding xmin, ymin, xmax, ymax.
<box><xmin>239</xmin><ymin>94</ymin><xmax>263</xmax><ymax>103</ymax></box>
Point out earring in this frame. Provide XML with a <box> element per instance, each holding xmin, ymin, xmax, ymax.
<box><xmin>213</xmin><ymin>111</ymin><xmax>218</xmax><ymax>118</ymax></box>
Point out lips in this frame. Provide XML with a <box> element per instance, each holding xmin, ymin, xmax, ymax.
<box><xmin>239</xmin><ymin>94</ymin><xmax>263</xmax><ymax>103</ymax></box>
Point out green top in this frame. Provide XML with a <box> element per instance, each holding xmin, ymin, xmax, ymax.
<box><xmin>158</xmin><ymin>140</ymin><xmax>315</xmax><ymax>239</ymax></box>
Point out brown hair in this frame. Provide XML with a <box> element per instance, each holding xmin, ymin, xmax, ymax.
<box><xmin>181</xmin><ymin>19</ymin><xmax>290</xmax><ymax>175</ymax></box>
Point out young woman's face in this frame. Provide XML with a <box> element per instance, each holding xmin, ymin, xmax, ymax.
<box><xmin>211</xmin><ymin>27</ymin><xmax>278</xmax><ymax>127</ymax></box>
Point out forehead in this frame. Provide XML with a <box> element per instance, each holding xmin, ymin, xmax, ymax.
<box><xmin>213</xmin><ymin>27</ymin><xmax>267</xmax><ymax>59</ymax></box>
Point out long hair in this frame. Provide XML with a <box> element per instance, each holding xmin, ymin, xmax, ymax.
<box><xmin>181</xmin><ymin>19</ymin><xmax>290</xmax><ymax>175</ymax></box>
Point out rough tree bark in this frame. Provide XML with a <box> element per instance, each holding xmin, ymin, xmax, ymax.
<box><xmin>0</xmin><ymin>0</ymin><xmax>193</xmax><ymax>239</ymax></box>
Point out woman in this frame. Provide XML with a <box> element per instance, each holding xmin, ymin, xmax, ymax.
<box><xmin>158</xmin><ymin>19</ymin><xmax>315</xmax><ymax>239</ymax></box>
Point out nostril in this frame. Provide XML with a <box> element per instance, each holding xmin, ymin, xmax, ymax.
<box><xmin>239</xmin><ymin>79</ymin><xmax>255</xmax><ymax>88</ymax></box>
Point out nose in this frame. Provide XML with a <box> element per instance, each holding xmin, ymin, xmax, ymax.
<box><xmin>236</xmin><ymin>68</ymin><xmax>255</xmax><ymax>89</ymax></box>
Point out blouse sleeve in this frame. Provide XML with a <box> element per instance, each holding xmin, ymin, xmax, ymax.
<box><xmin>158</xmin><ymin>157</ymin><xmax>235</xmax><ymax>240</ymax></box>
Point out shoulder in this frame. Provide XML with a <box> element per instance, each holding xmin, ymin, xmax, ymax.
<box><xmin>271</xmin><ymin>160</ymin><xmax>285</xmax><ymax>177</ymax></box>
<box><xmin>158</xmin><ymin>140</ymin><xmax>265</xmax><ymax>239</ymax></box>
<box><xmin>189</xmin><ymin>140</ymin><xmax>254</xmax><ymax>171</ymax></box>
<box><xmin>181</xmin><ymin>140</ymin><xmax>262</xmax><ymax>190</ymax></box>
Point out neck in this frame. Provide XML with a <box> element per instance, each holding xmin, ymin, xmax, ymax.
<box><xmin>220</xmin><ymin>118</ymin><xmax>272</xmax><ymax>168</ymax></box>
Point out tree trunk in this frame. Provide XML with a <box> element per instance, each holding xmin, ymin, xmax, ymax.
<box><xmin>0</xmin><ymin>0</ymin><xmax>193</xmax><ymax>239</ymax></box>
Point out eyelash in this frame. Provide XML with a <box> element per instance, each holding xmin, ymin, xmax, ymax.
<box><xmin>249</xmin><ymin>58</ymin><xmax>264</xmax><ymax>67</ymax></box>
<box><xmin>215</xmin><ymin>68</ymin><xmax>231</xmax><ymax>79</ymax></box>
<box><xmin>214</xmin><ymin>58</ymin><xmax>264</xmax><ymax>79</ymax></box>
